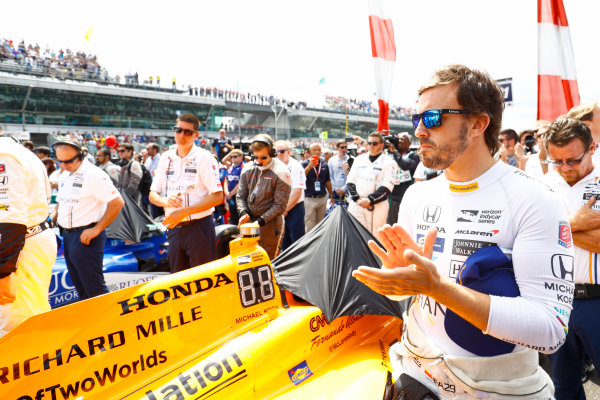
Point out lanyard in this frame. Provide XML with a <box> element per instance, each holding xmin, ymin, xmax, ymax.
<box><xmin>312</xmin><ymin>161</ymin><xmax>322</xmax><ymax>181</ymax></box>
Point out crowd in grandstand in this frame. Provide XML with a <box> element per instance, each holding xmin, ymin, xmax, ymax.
<box><xmin>0</xmin><ymin>38</ymin><xmax>412</xmax><ymax>121</ymax></box>
<box><xmin>324</xmin><ymin>95</ymin><xmax>413</xmax><ymax>119</ymax></box>
<box><xmin>0</xmin><ymin>38</ymin><xmax>109</xmax><ymax>82</ymax></box>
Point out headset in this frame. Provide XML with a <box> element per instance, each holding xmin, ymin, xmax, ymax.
<box><xmin>51</xmin><ymin>140</ymin><xmax>85</xmax><ymax>161</ymax></box>
<box><xmin>250</xmin><ymin>134</ymin><xmax>276</xmax><ymax>158</ymax></box>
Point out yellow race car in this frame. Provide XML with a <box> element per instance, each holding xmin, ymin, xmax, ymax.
<box><xmin>0</xmin><ymin>207</ymin><xmax>405</xmax><ymax>400</ymax></box>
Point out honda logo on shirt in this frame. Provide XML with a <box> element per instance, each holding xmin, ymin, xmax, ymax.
<box><xmin>423</xmin><ymin>205</ymin><xmax>441</xmax><ymax>223</ymax></box>
<box><xmin>551</xmin><ymin>254</ymin><xmax>574</xmax><ymax>282</ymax></box>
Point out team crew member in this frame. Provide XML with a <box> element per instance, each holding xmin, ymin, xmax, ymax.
<box><xmin>237</xmin><ymin>135</ymin><xmax>291</xmax><ymax>259</ymax></box>
<box><xmin>95</xmin><ymin>148</ymin><xmax>120</xmax><ymax>186</ymax></box>
<box><xmin>346</xmin><ymin>131</ymin><xmax>396</xmax><ymax>240</ymax></box>
<box><xmin>302</xmin><ymin>143</ymin><xmax>333</xmax><ymax>232</ymax></box>
<box><xmin>224</xmin><ymin>149</ymin><xmax>245</xmax><ymax>225</ymax></box>
<box><xmin>54</xmin><ymin>140</ymin><xmax>124</xmax><ymax>300</ymax></box>
<box><xmin>328</xmin><ymin>139</ymin><xmax>351</xmax><ymax>206</ymax></box>
<box><xmin>541</xmin><ymin>117</ymin><xmax>600</xmax><ymax>399</ymax></box>
<box><xmin>386</xmin><ymin>132</ymin><xmax>420</xmax><ymax>225</ymax></box>
<box><xmin>353</xmin><ymin>65</ymin><xmax>573</xmax><ymax>399</ymax></box>
<box><xmin>0</xmin><ymin>135</ymin><xmax>57</xmax><ymax>336</ymax></box>
<box><xmin>149</xmin><ymin>114</ymin><xmax>223</xmax><ymax>273</ymax></box>
<box><xmin>275</xmin><ymin>140</ymin><xmax>306</xmax><ymax>251</ymax></box>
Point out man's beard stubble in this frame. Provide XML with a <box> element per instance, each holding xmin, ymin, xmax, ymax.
<box><xmin>420</xmin><ymin>123</ymin><xmax>469</xmax><ymax>170</ymax></box>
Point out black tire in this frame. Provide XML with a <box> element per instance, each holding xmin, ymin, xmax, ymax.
<box><xmin>215</xmin><ymin>224</ymin><xmax>240</xmax><ymax>258</ymax></box>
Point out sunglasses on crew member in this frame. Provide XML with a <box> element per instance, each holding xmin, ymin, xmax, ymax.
<box><xmin>252</xmin><ymin>155</ymin><xmax>269</xmax><ymax>161</ymax></box>
<box><xmin>172</xmin><ymin>126</ymin><xmax>196</xmax><ymax>136</ymax></box>
<box><xmin>547</xmin><ymin>149</ymin><xmax>588</xmax><ymax>167</ymax></box>
<box><xmin>367</xmin><ymin>141</ymin><xmax>382</xmax><ymax>146</ymax></box>
<box><xmin>277</xmin><ymin>149</ymin><xmax>288</xmax><ymax>154</ymax></box>
<box><xmin>338</xmin><ymin>146</ymin><xmax>347</xmax><ymax>149</ymax></box>
<box><xmin>411</xmin><ymin>109</ymin><xmax>470</xmax><ymax>130</ymax></box>
<box><xmin>56</xmin><ymin>154</ymin><xmax>80</xmax><ymax>164</ymax></box>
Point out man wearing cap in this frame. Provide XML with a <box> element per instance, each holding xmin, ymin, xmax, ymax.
<box><xmin>211</xmin><ymin>128</ymin><xmax>234</xmax><ymax>162</ymax></box>
<box><xmin>149</xmin><ymin>113</ymin><xmax>223</xmax><ymax>273</ymax></box>
<box><xmin>275</xmin><ymin>140</ymin><xmax>306</xmax><ymax>251</ymax></box>
<box><xmin>0</xmin><ymin>135</ymin><xmax>57</xmax><ymax>336</ymax></box>
<box><xmin>540</xmin><ymin>117</ymin><xmax>600</xmax><ymax>399</ymax></box>
<box><xmin>353</xmin><ymin>65</ymin><xmax>573</xmax><ymax>398</ymax></box>
<box><xmin>53</xmin><ymin>140</ymin><xmax>124</xmax><ymax>300</ymax></box>
<box><xmin>237</xmin><ymin>134</ymin><xmax>291</xmax><ymax>259</ymax></box>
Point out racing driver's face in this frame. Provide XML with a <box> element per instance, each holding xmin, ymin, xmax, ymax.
<box><xmin>414</xmin><ymin>84</ymin><xmax>470</xmax><ymax>170</ymax></box>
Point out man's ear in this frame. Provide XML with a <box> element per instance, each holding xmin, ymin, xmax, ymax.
<box><xmin>469</xmin><ymin>113</ymin><xmax>490</xmax><ymax>139</ymax></box>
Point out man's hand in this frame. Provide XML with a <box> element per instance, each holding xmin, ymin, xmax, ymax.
<box><xmin>0</xmin><ymin>276</ymin><xmax>15</xmax><ymax>305</ymax></box>
<box><xmin>498</xmin><ymin>144</ymin><xmax>508</xmax><ymax>162</ymax></box>
<box><xmin>515</xmin><ymin>143</ymin><xmax>527</xmax><ymax>161</ymax></box>
<box><xmin>571</xmin><ymin>196</ymin><xmax>600</xmax><ymax>231</ymax></box>
<box><xmin>167</xmin><ymin>194</ymin><xmax>184</xmax><ymax>208</ymax></box>
<box><xmin>307</xmin><ymin>158</ymin><xmax>317</xmax><ymax>169</ymax></box>
<box><xmin>80</xmin><ymin>226</ymin><xmax>102</xmax><ymax>245</ymax></box>
<box><xmin>335</xmin><ymin>188</ymin><xmax>345</xmax><ymax>196</ymax></box>
<box><xmin>352</xmin><ymin>240</ymin><xmax>443</xmax><ymax>299</ymax></box>
<box><xmin>162</xmin><ymin>208</ymin><xmax>188</xmax><ymax>229</ymax></box>
<box><xmin>357</xmin><ymin>198</ymin><xmax>371</xmax><ymax>209</ymax></box>
<box><xmin>366</xmin><ymin>225</ymin><xmax>437</xmax><ymax>269</ymax></box>
<box><xmin>238</xmin><ymin>214</ymin><xmax>250</xmax><ymax>226</ymax></box>
<box><xmin>342</xmin><ymin>162</ymin><xmax>350</xmax><ymax>174</ymax></box>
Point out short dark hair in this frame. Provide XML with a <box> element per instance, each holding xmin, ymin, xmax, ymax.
<box><xmin>545</xmin><ymin>117</ymin><xmax>593</xmax><ymax>151</ymax></box>
<box><xmin>177</xmin><ymin>113</ymin><xmax>200</xmax><ymax>131</ymax></box>
<box><xmin>418</xmin><ymin>64</ymin><xmax>505</xmax><ymax>156</ymax></box>
<box><xmin>147</xmin><ymin>142</ymin><xmax>159</xmax><ymax>151</ymax></box>
<box><xmin>368</xmin><ymin>132</ymin><xmax>385</xmax><ymax>143</ymax></box>
<box><xmin>22</xmin><ymin>140</ymin><xmax>34</xmax><ymax>150</ymax></box>
<box><xmin>34</xmin><ymin>146</ymin><xmax>52</xmax><ymax>156</ymax></box>
<box><xmin>118</xmin><ymin>143</ymin><xmax>134</xmax><ymax>152</ymax></box>
<box><xmin>97</xmin><ymin>148</ymin><xmax>111</xmax><ymax>157</ymax></box>
<box><xmin>500</xmin><ymin>129</ymin><xmax>518</xmax><ymax>143</ymax></box>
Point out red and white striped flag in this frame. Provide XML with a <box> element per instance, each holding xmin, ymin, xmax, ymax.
<box><xmin>368</xmin><ymin>0</ymin><xmax>396</xmax><ymax>133</ymax></box>
<box><xmin>537</xmin><ymin>0</ymin><xmax>580</xmax><ymax>121</ymax></box>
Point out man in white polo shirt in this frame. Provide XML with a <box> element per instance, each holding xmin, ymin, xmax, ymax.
<box><xmin>275</xmin><ymin>140</ymin><xmax>306</xmax><ymax>251</ymax></box>
<box><xmin>149</xmin><ymin>114</ymin><xmax>223</xmax><ymax>273</ymax></box>
<box><xmin>0</xmin><ymin>134</ymin><xmax>57</xmax><ymax>336</ymax></box>
<box><xmin>53</xmin><ymin>140</ymin><xmax>124</xmax><ymax>300</ymax></box>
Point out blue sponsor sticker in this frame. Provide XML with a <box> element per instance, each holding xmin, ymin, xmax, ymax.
<box><xmin>416</xmin><ymin>234</ymin><xmax>445</xmax><ymax>253</ymax></box>
<box><xmin>288</xmin><ymin>360</ymin><xmax>313</xmax><ymax>385</ymax></box>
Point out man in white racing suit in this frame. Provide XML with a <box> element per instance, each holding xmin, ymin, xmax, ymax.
<box><xmin>353</xmin><ymin>65</ymin><xmax>573</xmax><ymax>399</ymax></box>
<box><xmin>346</xmin><ymin>131</ymin><xmax>397</xmax><ymax>240</ymax></box>
<box><xmin>0</xmin><ymin>135</ymin><xmax>57</xmax><ymax>336</ymax></box>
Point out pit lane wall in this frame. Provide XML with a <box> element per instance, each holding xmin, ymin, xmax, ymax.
<box><xmin>0</xmin><ymin>234</ymin><xmax>401</xmax><ymax>399</ymax></box>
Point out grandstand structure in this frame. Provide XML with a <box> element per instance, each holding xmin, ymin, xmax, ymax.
<box><xmin>0</xmin><ymin>67</ymin><xmax>413</xmax><ymax>145</ymax></box>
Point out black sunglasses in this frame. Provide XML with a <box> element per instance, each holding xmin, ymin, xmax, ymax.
<box><xmin>56</xmin><ymin>154</ymin><xmax>80</xmax><ymax>164</ymax></box>
<box><xmin>252</xmin><ymin>155</ymin><xmax>269</xmax><ymax>161</ymax></box>
<box><xmin>367</xmin><ymin>141</ymin><xmax>382</xmax><ymax>146</ymax></box>
<box><xmin>277</xmin><ymin>149</ymin><xmax>287</xmax><ymax>154</ymax></box>
<box><xmin>173</xmin><ymin>126</ymin><xmax>196</xmax><ymax>136</ymax></box>
<box><xmin>412</xmin><ymin>109</ymin><xmax>470</xmax><ymax>130</ymax></box>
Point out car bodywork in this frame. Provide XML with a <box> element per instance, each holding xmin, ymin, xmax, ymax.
<box><xmin>1</xmin><ymin>222</ymin><xmax>402</xmax><ymax>399</ymax></box>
